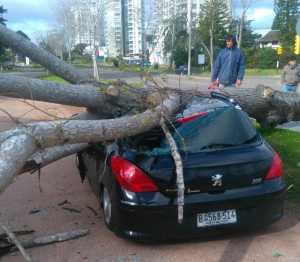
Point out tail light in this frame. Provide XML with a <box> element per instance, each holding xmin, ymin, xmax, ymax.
<box><xmin>176</xmin><ymin>111</ymin><xmax>208</xmax><ymax>124</ymax></box>
<box><xmin>265</xmin><ymin>153</ymin><xmax>283</xmax><ymax>180</ymax></box>
<box><xmin>111</xmin><ymin>156</ymin><xmax>158</xmax><ymax>192</ymax></box>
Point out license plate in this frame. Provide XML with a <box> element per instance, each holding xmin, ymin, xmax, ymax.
<box><xmin>197</xmin><ymin>209</ymin><xmax>237</xmax><ymax>227</ymax></box>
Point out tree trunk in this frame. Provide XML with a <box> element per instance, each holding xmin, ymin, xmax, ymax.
<box><xmin>0</xmin><ymin>24</ymin><xmax>90</xmax><ymax>84</ymax></box>
<box><xmin>209</xmin><ymin>28</ymin><xmax>214</xmax><ymax>77</ymax></box>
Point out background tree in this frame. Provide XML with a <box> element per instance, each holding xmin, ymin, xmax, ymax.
<box><xmin>163</xmin><ymin>15</ymin><xmax>188</xmax><ymax>67</ymax></box>
<box><xmin>0</xmin><ymin>5</ymin><xmax>7</xmax><ymax>71</ymax></box>
<box><xmin>36</xmin><ymin>31</ymin><xmax>64</xmax><ymax>59</ymax></box>
<box><xmin>273</xmin><ymin>0</ymin><xmax>300</xmax><ymax>58</ymax></box>
<box><xmin>55</xmin><ymin>0</ymin><xmax>102</xmax><ymax>80</ymax></box>
<box><xmin>228</xmin><ymin>19</ymin><xmax>260</xmax><ymax>49</ymax></box>
<box><xmin>56</xmin><ymin>0</ymin><xmax>76</xmax><ymax>62</ymax></box>
<box><xmin>0</xmin><ymin>5</ymin><xmax>6</xmax><ymax>25</ymax></box>
<box><xmin>230</xmin><ymin>0</ymin><xmax>254</xmax><ymax>48</ymax></box>
<box><xmin>198</xmin><ymin>0</ymin><xmax>231</xmax><ymax>71</ymax></box>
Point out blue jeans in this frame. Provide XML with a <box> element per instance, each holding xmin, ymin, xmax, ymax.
<box><xmin>282</xmin><ymin>84</ymin><xmax>296</xmax><ymax>92</ymax></box>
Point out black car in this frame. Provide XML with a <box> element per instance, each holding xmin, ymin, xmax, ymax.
<box><xmin>77</xmin><ymin>94</ymin><xmax>286</xmax><ymax>240</ymax></box>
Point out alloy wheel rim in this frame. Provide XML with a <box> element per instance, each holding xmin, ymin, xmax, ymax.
<box><xmin>103</xmin><ymin>187</ymin><xmax>112</xmax><ymax>224</ymax></box>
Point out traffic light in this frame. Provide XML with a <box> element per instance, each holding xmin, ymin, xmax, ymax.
<box><xmin>294</xmin><ymin>35</ymin><xmax>300</xmax><ymax>55</ymax></box>
<box><xmin>277</xmin><ymin>45</ymin><xmax>283</xmax><ymax>55</ymax></box>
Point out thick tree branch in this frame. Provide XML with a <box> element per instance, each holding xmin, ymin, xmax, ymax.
<box><xmin>0</xmin><ymin>75</ymin><xmax>155</xmax><ymax>117</ymax></box>
<box><xmin>0</xmin><ymin>95</ymin><xmax>180</xmax><ymax>194</ymax></box>
<box><xmin>0</xmin><ymin>24</ymin><xmax>89</xmax><ymax>84</ymax></box>
<box><xmin>0</xmin><ymin>74</ymin><xmax>107</xmax><ymax>108</ymax></box>
<box><xmin>160</xmin><ymin>118</ymin><xmax>185</xmax><ymax>224</ymax></box>
<box><xmin>0</xmin><ymin>223</ymin><xmax>32</xmax><ymax>262</ymax></box>
<box><xmin>21</xmin><ymin>143</ymin><xmax>88</xmax><ymax>174</ymax></box>
<box><xmin>0</xmin><ymin>134</ymin><xmax>37</xmax><ymax>193</ymax></box>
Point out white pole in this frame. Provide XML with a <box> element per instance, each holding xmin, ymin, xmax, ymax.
<box><xmin>187</xmin><ymin>0</ymin><xmax>192</xmax><ymax>76</ymax></box>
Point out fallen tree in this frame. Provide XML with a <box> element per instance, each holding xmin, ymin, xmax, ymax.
<box><xmin>0</xmin><ymin>24</ymin><xmax>300</xmax><ymax>214</ymax></box>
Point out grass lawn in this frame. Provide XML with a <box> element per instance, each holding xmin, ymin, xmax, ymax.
<box><xmin>260</xmin><ymin>128</ymin><xmax>300</xmax><ymax>203</ymax></box>
<box><xmin>246</xmin><ymin>68</ymin><xmax>281</xmax><ymax>76</ymax></box>
<box><xmin>41</xmin><ymin>75</ymin><xmax>68</xmax><ymax>83</ymax></box>
<box><xmin>197</xmin><ymin>68</ymin><xmax>281</xmax><ymax>77</ymax></box>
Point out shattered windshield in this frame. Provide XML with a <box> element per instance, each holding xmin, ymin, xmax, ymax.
<box><xmin>125</xmin><ymin>97</ymin><xmax>258</xmax><ymax>155</ymax></box>
<box><xmin>171</xmin><ymin>106</ymin><xmax>257</xmax><ymax>152</ymax></box>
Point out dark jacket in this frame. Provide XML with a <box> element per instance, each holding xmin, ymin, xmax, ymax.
<box><xmin>212</xmin><ymin>47</ymin><xmax>245</xmax><ymax>86</ymax></box>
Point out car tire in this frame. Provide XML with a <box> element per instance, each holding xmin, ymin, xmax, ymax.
<box><xmin>101</xmin><ymin>183</ymin><xmax>121</xmax><ymax>234</ymax></box>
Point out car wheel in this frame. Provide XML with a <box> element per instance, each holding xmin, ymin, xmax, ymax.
<box><xmin>103</xmin><ymin>187</ymin><xmax>112</xmax><ymax>225</ymax></box>
<box><xmin>101</xmin><ymin>184</ymin><xmax>121</xmax><ymax>233</ymax></box>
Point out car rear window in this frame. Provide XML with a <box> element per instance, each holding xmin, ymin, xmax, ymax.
<box><xmin>124</xmin><ymin>99</ymin><xmax>258</xmax><ymax>155</ymax></box>
<box><xmin>169</xmin><ymin>106</ymin><xmax>258</xmax><ymax>153</ymax></box>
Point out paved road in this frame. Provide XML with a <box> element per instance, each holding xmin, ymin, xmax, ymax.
<box><xmin>2</xmin><ymin>67</ymin><xmax>282</xmax><ymax>90</ymax></box>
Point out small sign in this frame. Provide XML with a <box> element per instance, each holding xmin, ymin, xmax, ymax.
<box><xmin>97</xmin><ymin>56</ymin><xmax>105</xmax><ymax>62</ymax></box>
<box><xmin>198</xmin><ymin>54</ymin><xmax>205</xmax><ymax>65</ymax></box>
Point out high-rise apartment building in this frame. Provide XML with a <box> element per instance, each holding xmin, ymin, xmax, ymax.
<box><xmin>103</xmin><ymin>0</ymin><xmax>123</xmax><ymax>57</ymax></box>
<box><xmin>103</xmin><ymin>0</ymin><xmax>145</xmax><ymax>57</ymax></box>
<box><xmin>71</xmin><ymin>0</ymin><xmax>104</xmax><ymax>47</ymax></box>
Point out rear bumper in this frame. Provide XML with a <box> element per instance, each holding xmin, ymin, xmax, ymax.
<box><xmin>117</xmin><ymin>179</ymin><xmax>286</xmax><ymax>240</ymax></box>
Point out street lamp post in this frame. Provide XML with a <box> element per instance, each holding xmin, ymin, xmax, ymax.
<box><xmin>187</xmin><ymin>0</ymin><xmax>192</xmax><ymax>76</ymax></box>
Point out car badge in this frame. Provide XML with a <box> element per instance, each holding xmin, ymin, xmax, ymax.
<box><xmin>212</xmin><ymin>174</ymin><xmax>223</xmax><ymax>187</ymax></box>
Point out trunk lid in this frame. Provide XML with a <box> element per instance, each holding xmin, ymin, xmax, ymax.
<box><xmin>129</xmin><ymin>141</ymin><xmax>273</xmax><ymax>194</ymax></box>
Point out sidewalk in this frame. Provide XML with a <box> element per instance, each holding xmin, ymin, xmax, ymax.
<box><xmin>278</xmin><ymin>121</ymin><xmax>300</xmax><ymax>132</ymax></box>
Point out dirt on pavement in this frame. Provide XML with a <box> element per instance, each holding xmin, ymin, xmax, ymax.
<box><xmin>0</xmin><ymin>97</ymin><xmax>300</xmax><ymax>262</ymax></box>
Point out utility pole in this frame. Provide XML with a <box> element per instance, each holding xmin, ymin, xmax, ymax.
<box><xmin>187</xmin><ymin>0</ymin><xmax>192</xmax><ymax>76</ymax></box>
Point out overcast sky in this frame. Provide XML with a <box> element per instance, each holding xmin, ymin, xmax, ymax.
<box><xmin>0</xmin><ymin>0</ymin><xmax>275</xmax><ymax>40</ymax></box>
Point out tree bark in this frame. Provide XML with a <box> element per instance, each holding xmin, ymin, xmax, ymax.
<box><xmin>0</xmin><ymin>94</ymin><xmax>180</xmax><ymax>194</ymax></box>
<box><xmin>0</xmin><ymin>134</ymin><xmax>36</xmax><ymax>193</ymax></box>
<box><xmin>21</xmin><ymin>143</ymin><xmax>88</xmax><ymax>174</ymax></box>
<box><xmin>0</xmin><ymin>24</ymin><xmax>90</xmax><ymax>84</ymax></box>
<box><xmin>0</xmin><ymin>74</ymin><xmax>152</xmax><ymax>117</ymax></box>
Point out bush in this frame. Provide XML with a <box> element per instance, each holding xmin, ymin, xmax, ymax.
<box><xmin>153</xmin><ymin>63</ymin><xmax>159</xmax><ymax>70</ymax></box>
<box><xmin>106</xmin><ymin>57</ymin><xmax>119</xmax><ymax>67</ymax></box>
<box><xmin>243</xmin><ymin>48</ymin><xmax>257</xmax><ymax>68</ymax></box>
<box><xmin>173</xmin><ymin>48</ymin><xmax>188</xmax><ymax>67</ymax></box>
<box><xmin>243</xmin><ymin>48</ymin><xmax>277</xmax><ymax>69</ymax></box>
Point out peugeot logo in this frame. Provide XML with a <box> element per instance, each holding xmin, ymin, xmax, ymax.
<box><xmin>212</xmin><ymin>174</ymin><xmax>223</xmax><ymax>187</ymax></box>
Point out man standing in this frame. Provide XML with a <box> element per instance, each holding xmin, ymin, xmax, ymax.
<box><xmin>281</xmin><ymin>55</ymin><xmax>300</xmax><ymax>92</ymax></box>
<box><xmin>211</xmin><ymin>35</ymin><xmax>245</xmax><ymax>88</ymax></box>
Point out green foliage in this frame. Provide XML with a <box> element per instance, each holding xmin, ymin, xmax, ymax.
<box><xmin>198</xmin><ymin>0</ymin><xmax>231</xmax><ymax>58</ymax></box>
<box><xmin>273</xmin><ymin>0</ymin><xmax>300</xmax><ymax>53</ymax></box>
<box><xmin>72</xmin><ymin>43</ymin><xmax>88</xmax><ymax>57</ymax></box>
<box><xmin>243</xmin><ymin>48</ymin><xmax>257</xmax><ymax>68</ymax></box>
<box><xmin>163</xmin><ymin>14</ymin><xmax>188</xmax><ymax>65</ymax></box>
<box><xmin>0</xmin><ymin>5</ymin><xmax>7</xmax><ymax>25</ymax></box>
<box><xmin>260</xmin><ymin>128</ymin><xmax>300</xmax><ymax>202</ymax></box>
<box><xmin>40</xmin><ymin>75</ymin><xmax>67</xmax><ymax>83</ymax></box>
<box><xmin>153</xmin><ymin>63</ymin><xmax>159</xmax><ymax>70</ymax></box>
<box><xmin>0</xmin><ymin>48</ymin><xmax>13</xmax><ymax>68</ymax></box>
<box><xmin>250</xmin><ymin>48</ymin><xmax>277</xmax><ymax>69</ymax></box>
<box><xmin>242</xmin><ymin>48</ymin><xmax>277</xmax><ymax>69</ymax></box>
<box><xmin>173</xmin><ymin>48</ymin><xmax>188</xmax><ymax>67</ymax></box>
<box><xmin>105</xmin><ymin>57</ymin><xmax>119</xmax><ymax>68</ymax></box>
